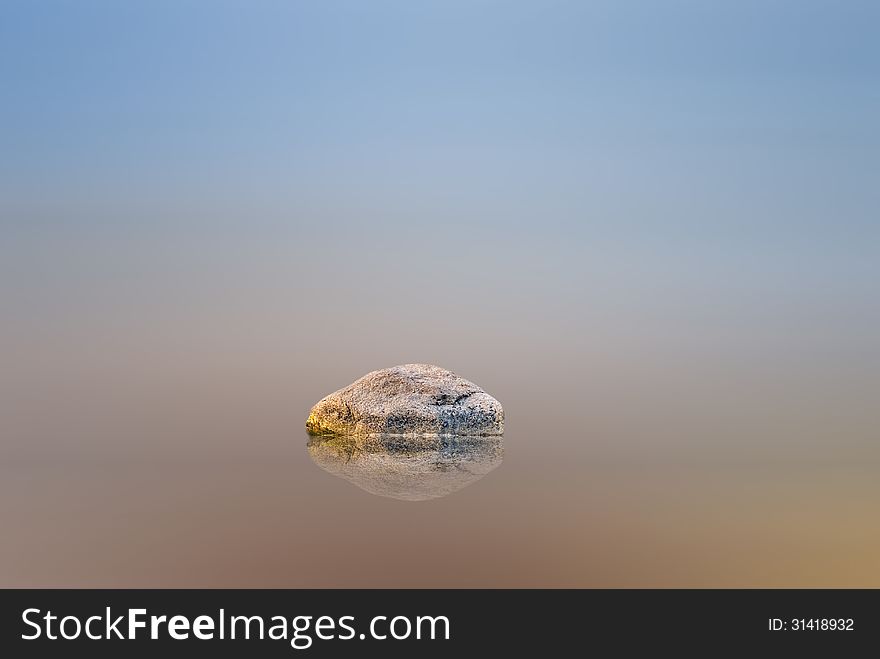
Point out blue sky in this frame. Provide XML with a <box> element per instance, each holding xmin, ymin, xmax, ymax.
<box><xmin>2</xmin><ymin>1</ymin><xmax>876</xmax><ymax>225</ymax></box>
<box><xmin>1</xmin><ymin>1</ymin><xmax>877</xmax><ymax>352</ymax></box>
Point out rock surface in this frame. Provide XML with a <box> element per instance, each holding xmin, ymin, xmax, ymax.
<box><xmin>307</xmin><ymin>434</ymin><xmax>503</xmax><ymax>501</ymax></box>
<box><xmin>306</xmin><ymin>364</ymin><xmax>504</xmax><ymax>436</ymax></box>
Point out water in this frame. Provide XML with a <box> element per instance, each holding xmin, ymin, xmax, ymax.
<box><xmin>2</xmin><ymin>217</ymin><xmax>877</xmax><ymax>588</ymax></box>
<box><xmin>2</xmin><ymin>0</ymin><xmax>879</xmax><ymax>590</ymax></box>
<box><xmin>307</xmin><ymin>435</ymin><xmax>503</xmax><ymax>502</ymax></box>
<box><xmin>2</xmin><ymin>0</ymin><xmax>878</xmax><ymax>590</ymax></box>
<box><xmin>2</xmin><ymin>377</ymin><xmax>878</xmax><ymax>587</ymax></box>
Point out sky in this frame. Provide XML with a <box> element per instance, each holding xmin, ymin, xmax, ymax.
<box><xmin>2</xmin><ymin>1</ymin><xmax>877</xmax><ymax>226</ymax></box>
<box><xmin>1</xmin><ymin>0</ymin><xmax>878</xmax><ymax>450</ymax></box>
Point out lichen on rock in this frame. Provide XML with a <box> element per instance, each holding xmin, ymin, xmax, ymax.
<box><xmin>305</xmin><ymin>364</ymin><xmax>504</xmax><ymax>437</ymax></box>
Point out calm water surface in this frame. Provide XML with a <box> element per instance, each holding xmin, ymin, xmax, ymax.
<box><xmin>2</xmin><ymin>0</ymin><xmax>879</xmax><ymax>589</ymax></box>
<box><xmin>2</xmin><ymin>379</ymin><xmax>878</xmax><ymax>587</ymax></box>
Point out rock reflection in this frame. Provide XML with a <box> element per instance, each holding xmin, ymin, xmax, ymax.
<box><xmin>306</xmin><ymin>434</ymin><xmax>503</xmax><ymax>501</ymax></box>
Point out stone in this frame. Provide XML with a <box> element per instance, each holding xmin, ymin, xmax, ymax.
<box><xmin>305</xmin><ymin>364</ymin><xmax>504</xmax><ymax>436</ymax></box>
<box><xmin>307</xmin><ymin>434</ymin><xmax>504</xmax><ymax>501</ymax></box>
